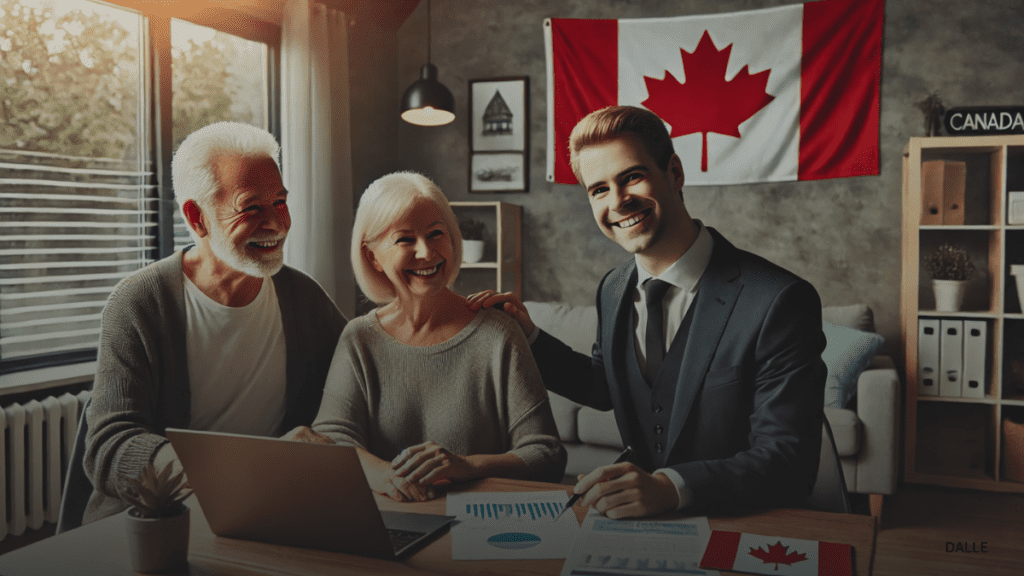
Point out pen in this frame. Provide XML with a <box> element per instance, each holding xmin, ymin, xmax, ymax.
<box><xmin>553</xmin><ymin>446</ymin><xmax>633</xmax><ymax>522</ymax></box>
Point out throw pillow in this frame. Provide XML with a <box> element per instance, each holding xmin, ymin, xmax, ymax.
<box><xmin>821</xmin><ymin>321</ymin><xmax>885</xmax><ymax>409</ymax></box>
<box><xmin>821</xmin><ymin>303</ymin><xmax>875</xmax><ymax>333</ymax></box>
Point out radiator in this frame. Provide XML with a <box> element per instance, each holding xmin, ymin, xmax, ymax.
<box><xmin>0</xmin><ymin>391</ymin><xmax>90</xmax><ymax>541</ymax></box>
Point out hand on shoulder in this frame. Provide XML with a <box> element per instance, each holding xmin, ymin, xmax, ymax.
<box><xmin>465</xmin><ymin>290</ymin><xmax>536</xmax><ymax>335</ymax></box>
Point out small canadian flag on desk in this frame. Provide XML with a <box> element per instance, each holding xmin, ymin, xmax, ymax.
<box><xmin>700</xmin><ymin>530</ymin><xmax>853</xmax><ymax>576</ymax></box>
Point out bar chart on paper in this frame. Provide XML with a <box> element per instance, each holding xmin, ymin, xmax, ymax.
<box><xmin>560</xmin><ymin>514</ymin><xmax>718</xmax><ymax>576</ymax></box>
<box><xmin>463</xmin><ymin>501</ymin><xmax>563</xmax><ymax>521</ymax></box>
<box><xmin>446</xmin><ymin>491</ymin><xmax>580</xmax><ymax>560</ymax></box>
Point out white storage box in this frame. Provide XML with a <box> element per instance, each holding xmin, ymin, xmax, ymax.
<box><xmin>1012</xmin><ymin>265</ymin><xmax>1024</xmax><ymax>312</ymax></box>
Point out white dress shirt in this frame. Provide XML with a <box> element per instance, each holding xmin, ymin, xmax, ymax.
<box><xmin>633</xmin><ymin>220</ymin><xmax>714</xmax><ymax>374</ymax></box>
<box><xmin>634</xmin><ymin>220</ymin><xmax>714</xmax><ymax>511</ymax></box>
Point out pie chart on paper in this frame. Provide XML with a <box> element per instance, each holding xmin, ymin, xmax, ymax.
<box><xmin>487</xmin><ymin>532</ymin><xmax>542</xmax><ymax>549</ymax></box>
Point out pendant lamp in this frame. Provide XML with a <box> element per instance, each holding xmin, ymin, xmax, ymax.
<box><xmin>400</xmin><ymin>0</ymin><xmax>455</xmax><ymax>126</ymax></box>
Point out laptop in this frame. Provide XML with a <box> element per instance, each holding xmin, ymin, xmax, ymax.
<box><xmin>165</xmin><ymin>428</ymin><xmax>454</xmax><ymax>558</ymax></box>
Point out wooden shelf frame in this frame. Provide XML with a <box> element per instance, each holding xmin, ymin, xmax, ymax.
<box><xmin>450</xmin><ymin>201</ymin><xmax>522</xmax><ymax>298</ymax></box>
<box><xmin>902</xmin><ymin>135</ymin><xmax>1024</xmax><ymax>494</ymax></box>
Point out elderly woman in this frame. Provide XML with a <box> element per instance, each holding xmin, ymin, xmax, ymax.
<box><xmin>305</xmin><ymin>172</ymin><xmax>565</xmax><ymax>502</ymax></box>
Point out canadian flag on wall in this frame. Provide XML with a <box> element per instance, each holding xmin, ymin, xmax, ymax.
<box><xmin>544</xmin><ymin>0</ymin><xmax>883</xmax><ymax>185</ymax></box>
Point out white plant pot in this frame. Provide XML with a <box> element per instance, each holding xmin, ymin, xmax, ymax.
<box><xmin>933</xmin><ymin>279</ymin><xmax>967</xmax><ymax>312</ymax></box>
<box><xmin>463</xmin><ymin>239</ymin><xmax>485</xmax><ymax>264</ymax></box>
<box><xmin>126</xmin><ymin>505</ymin><xmax>190</xmax><ymax>574</ymax></box>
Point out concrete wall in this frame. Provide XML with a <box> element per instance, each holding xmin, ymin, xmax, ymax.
<box><xmin>390</xmin><ymin>0</ymin><xmax>1024</xmax><ymax>358</ymax></box>
<box><xmin>345</xmin><ymin>10</ymin><xmax>402</xmax><ymax>313</ymax></box>
<box><xmin>349</xmin><ymin>12</ymin><xmax>401</xmax><ymax>198</ymax></box>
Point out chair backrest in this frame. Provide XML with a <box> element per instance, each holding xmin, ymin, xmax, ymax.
<box><xmin>56</xmin><ymin>398</ymin><xmax>93</xmax><ymax>533</ymax></box>
<box><xmin>807</xmin><ymin>418</ymin><xmax>852</xmax><ymax>514</ymax></box>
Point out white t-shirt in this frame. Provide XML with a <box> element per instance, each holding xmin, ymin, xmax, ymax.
<box><xmin>183</xmin><ymin>274</ymin><xmax>287</xmax><ymax>437</ymax></box>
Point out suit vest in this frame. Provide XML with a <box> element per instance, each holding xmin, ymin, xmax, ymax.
<box><xmin>624</xmin><ymin>300</ymin><xmax>696</xmax><ymax>470</ymax></box>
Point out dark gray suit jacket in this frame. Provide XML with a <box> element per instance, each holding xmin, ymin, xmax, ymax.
<box><xmin>531</xmin><ymin>227</ymin><xmax>827</xmax><ymax>512</ymax></box>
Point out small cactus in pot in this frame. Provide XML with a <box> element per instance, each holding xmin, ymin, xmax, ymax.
<box><xmin>124</xmin><ymin>461</ymin><xmax>193</xmax><ymax>573</ymax></box>
<box><xmin>124</xmin><ymin>461</ymin><xmax>192</xmax><ymax>518</ymax></box>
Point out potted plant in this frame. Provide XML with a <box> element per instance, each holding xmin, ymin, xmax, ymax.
<box><xmin>123</xmin><ymin>461</ymin><xmax>193</xmax><ymax>574</ymax></box>
<box><xmin>924</xmin><ymin>242</ymin><xmax>975</xmax><ymax>312</ymax></box>
<box><xmin>459</xmin><ymin>218</ymin><xmax>487</xmax><ymax>264</ymax></box>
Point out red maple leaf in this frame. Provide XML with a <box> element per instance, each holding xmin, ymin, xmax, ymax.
<box><xmin>641</xmin><ymin>30</ymin><xmax>775</xmax><ymax>172</ymax></box>
<box><xmin>748</xmin><ymin>541</ymin><xmax>808</xmax><ymax>570</ymax></box>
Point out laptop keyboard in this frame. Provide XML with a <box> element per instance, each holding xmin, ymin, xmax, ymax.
<box><xmin>387</xmin><ymin>528</ymin><xmax>426</xmax><ymax>551</ymax></box>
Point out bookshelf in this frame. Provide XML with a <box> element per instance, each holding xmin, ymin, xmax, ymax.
<box><xmin>449</xmin><ymin>201</ymin><xmax>522</xmax><ymax>298</ymax></box>
<box><xmin>901</xmin><ymin>135</ymin><xmax>1024</xmax><ymax>493</ymax></box>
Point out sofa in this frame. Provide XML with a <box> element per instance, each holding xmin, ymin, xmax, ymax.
<box><xmin>524</xmin><ymin>300</ymin><xmax>900</xmax><ymax>515</ymax></box>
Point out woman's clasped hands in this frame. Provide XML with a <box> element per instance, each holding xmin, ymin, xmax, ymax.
<box><xmin>381</xmin><ymin>441</ymin><xmax>478</xmax><ymax>502</ymax></box>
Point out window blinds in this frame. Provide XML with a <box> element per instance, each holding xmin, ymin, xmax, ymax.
<box><xmin>172</xmin><ymin>203</ymin><xmax>192</xmax><ymax>253</ymax></box>
<box><xmin>0</xmin><ymin>148</ymin><xmax>157</xmax><ymax>370</ymax></box>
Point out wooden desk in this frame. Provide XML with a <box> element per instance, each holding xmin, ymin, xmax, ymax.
<box><xmin>0</xmin><ymin>478</ymin><xmax>875</xmax><ymax>576</ymax></box>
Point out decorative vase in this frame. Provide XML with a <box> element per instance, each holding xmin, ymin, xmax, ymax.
<box><xmin>932</xmin><ymin>279</ymin><xmax>967</xmax><ymax>312</ymax></box>
<box><xmin>125</xmin><ymin>505</ymin><xmax>190</xmax><ymax>574</ymax></box>
<box><xmin>463</xmin><ymin>239</ymin><xmax>485</xmax><ymax>264</ymax></box>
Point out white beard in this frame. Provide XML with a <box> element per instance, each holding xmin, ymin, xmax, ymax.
<box><xmin>207</xmin><ymin>223</ymin><xmax>285</xmax><ymax>278</ymax></box>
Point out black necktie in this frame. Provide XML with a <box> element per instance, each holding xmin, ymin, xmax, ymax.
<box><xmin>643</xmin><ymin>279</ymin><xmax>672</xmax><ymax>383</ymax></box>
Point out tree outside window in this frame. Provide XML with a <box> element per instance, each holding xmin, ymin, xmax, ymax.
<box><xmin>0</xmin><ymin>0</ymin><xmax>271</xmax><ymax>377</ymax></box>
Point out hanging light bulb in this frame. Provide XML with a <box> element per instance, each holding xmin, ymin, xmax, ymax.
<box><xmin>400</xmin><ymin>0</ymin><xmax>455</xmax><ymax>126</ymax></box>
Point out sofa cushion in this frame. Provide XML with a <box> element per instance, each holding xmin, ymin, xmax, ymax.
<box><xmin>562</xmin><ymin>443</ymin><xmax>625</xmax><ymax>477</ymax></box>
<box><xmin>824</xmin><ymin>407</ymin><xmax>861</xmax><ymax>457</ymax></box>
<box><xmin>822</xmin><ymin>304</ymin><xmax>875</xmax><ymax>333</ymax></box>
<box><xmin>524</xmin><ymin>301</ymin><xmax>597</xmax><ymax>355</ymax></box>
<box><xmin>822</xmin><ymin>321</ymin><xmax>885</xmax><ymax>409</ymax></box>
<box><xmin>547</xmin><ymin>392</ymin><xmax>582</xmax><ymax>443</ymax></box>
<box><xmin>576</xmin><ymin>407</ymin><xmax>625</xmax><ymax>449</ymax></box>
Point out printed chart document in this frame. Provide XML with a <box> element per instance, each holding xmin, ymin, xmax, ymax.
<box><xmin>559</xmin><ymin>510</ymin><xmax>719</xmax><ymax>576</ymax></box>
<box><xmin>445</xmin><ymin>491</ymin><xmax>579</xmax><ymax>560</ymax></box>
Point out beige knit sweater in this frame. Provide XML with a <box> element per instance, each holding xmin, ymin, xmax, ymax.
<box><xmin>312</xmin><ymin>308</ymin><xmax>567</xmax><ymax>483</ymax></box>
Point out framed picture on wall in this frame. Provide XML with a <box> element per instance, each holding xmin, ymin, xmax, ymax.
<box><xmin>469</xmin><ymin>76</ymin><xmax>528</xmax><ymax>193</ymax></box>
<box><xmin>470</xmin><ymin>153</ymin><xmax>526</xmax><ymax>193</ymax></box>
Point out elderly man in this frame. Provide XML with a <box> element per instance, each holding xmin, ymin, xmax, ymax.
<box><xmin>57</xmin><ymin>122</ymin><xmax>346</xmax><ymax>531</ymax></box>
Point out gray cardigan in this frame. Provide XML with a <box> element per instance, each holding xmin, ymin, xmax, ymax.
<box><xmin>58</xmin><ymin>249</ymin><xmax>346</xmax><ymax>531</ymax></box>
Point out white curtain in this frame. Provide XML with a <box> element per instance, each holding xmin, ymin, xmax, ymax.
<box><xmin>281</xmin><ymin>0</ymin><xmax>355</xmax><ymax>318</ymax></box>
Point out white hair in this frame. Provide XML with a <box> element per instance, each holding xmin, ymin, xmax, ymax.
<box><xmin>351</xmin><ymin>172</ymin><xmax>463</xmax><ymax>304</ymax></box>
<box><xmin>171</xmin><ymin>122</ymin><xmax>281</xmax><ymax>241</ymax></box>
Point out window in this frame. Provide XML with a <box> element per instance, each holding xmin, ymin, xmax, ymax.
<box><xmin>0</xmin><ymin>0</ymin><xmax>276</xmax><ymax>384</ymax></box>
<box><xmin>0</xmin><ymin>0</ymin><xmax>150</xmax><ymax>376</ymax></box>
<box><xmin>170</xmin><ymin>18</ymin><xmax>269</xmax><ymax>251</ymax></box>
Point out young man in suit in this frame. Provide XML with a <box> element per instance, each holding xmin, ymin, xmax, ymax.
<box><xmin>469</xmin><ymin>105</ymin><xmax>827</xmax><ymax>518</ymax></box>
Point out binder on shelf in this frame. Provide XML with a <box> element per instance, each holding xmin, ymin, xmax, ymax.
<box><xmin>962</xmin><ymin>320</ymin><xmax>987</xmax><ymax>399</ymax></box>
<box><xmin>939</xmin><ymin>319</ymin><xmax>964</xmax><ymax>397</ymax></box>
<box><xmin>920</xmin><ymin>161</ymin><xmax>945</xmax><ymax>225</ymax></box>
<box><xmin>918</xmin><ymin>318</ymin><xmax>941</xmax><ymax>396</ymax></box>
<box><xmin>1009</xmin><ymin>191</ymin><xmax>1024</xmax><ymax>225</ymax></box>
<box><xmin>921</xmin><ymin>160</ymin><xmax>966</xmax><ymax>225</ymax></box>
